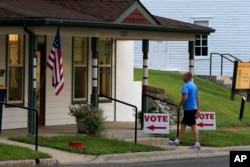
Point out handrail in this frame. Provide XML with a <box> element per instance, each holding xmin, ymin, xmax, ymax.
<box><xmin>0</xmin><ymin>101</ymin><xmax>38</xmax><ymax>151</ymax></box>
<box><xmin>144</xmin><ymin>94</ymin><xmax>177</xmax><ymax>107</ymax></box>
<box><xmin>98</xmin><ymin>94</ymin><xmax>138</xmax><ymax>144</ymax></box>
<box><xmin>210</xmin><ymin>52</ymin><xmax>243</xmax><ymax>76</ymax></box>
<box><xmin>143</xmin><ymin>94</ymin><xmax>180</xmax><ymax>138</ymax></box>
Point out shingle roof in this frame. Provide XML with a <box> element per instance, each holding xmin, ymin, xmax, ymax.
<box><xmin>47</xmin><ymin>0</ymin><xmax>136</xmax><ymax>22</ymax></box>
<box><xmin>0</xmin><ymin>0</ymin><xmax>102</xmax><ymax>21</ymax></box>
<box><xmin>154</xmin><ymin>16</ymin><xmax>210</xmax><ymax>30</ymax></box>
<box><xmin>0</xmin><ymin>0</ymin><xmax>215</xmax><ymax>34</ymax></box>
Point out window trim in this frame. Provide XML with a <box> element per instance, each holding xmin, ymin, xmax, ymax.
<box><xmin>71</xmin><ymin>37</ymin><xmax>89</xmax><ymax>104</ymax></box>
<box><xmin>192</xmin><ymin>19</ymin><xmax>211</xmax><ymax>60</ymax></box>
<box><xmin>98</xmin><ymin>38</ymin><xmax>113</xmax><ymax>103</ymax></box>
<box><xmin>6</xmin><ymin>34</ymin><xmax>25</xmax><ymax>105</ymax></box>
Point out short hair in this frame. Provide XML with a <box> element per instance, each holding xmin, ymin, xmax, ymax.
<box><xmin>185</xmin><ymin>72</ymin><xmax>192</xmax><ymax>79</ymax></box>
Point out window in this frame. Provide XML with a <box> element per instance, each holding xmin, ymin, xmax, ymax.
<box><xmin>7</xmin><ymin>34</ymin><xmax>24</xmax><ymax>103</ymax></box>
<box><xmin>99</xmin><ymin>38</ymin><xmax>112</xmax><ymax>98</ymax></box>
<box><xmin>195</xmin><ymin>34</ymin><xmax>208</xmax><ymax>57</ymax></box>
<box><xmin>194</xmin><ymin>21</ymin><xmax>209</xmax><ymax>57</ymax></box>
<box><xmin>73</xmin><ymin>37</ymin><xmax>88</xmax><ymax>102</ymax></box>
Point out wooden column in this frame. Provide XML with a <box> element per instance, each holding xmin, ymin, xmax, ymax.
<box><xmin>91</xmin><ymin>37</ymin><xmax>99</xmax><ymax>108</ymax></box>
<box><xmin>141</xmin><ymin>39</ymin><xmax>149</xmax><ymax>129</ymax></box>
<box><xmin>189</xmin><ymin>41</ymin><xmax>195</xmax><ymax>81</ymax></box>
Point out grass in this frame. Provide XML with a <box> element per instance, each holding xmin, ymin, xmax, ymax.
<box><xmin>0</xmin><ymin>143</ymin><xmax>51</xmax><ymax>161</ymax></box>
<box><xmin>134</xmin><ymin>68</ymin><xmax>250</xmax><ymax>127</ymax></box>
<box><xmin>3</xmin><ymin>69</ymin><xmax>250</xmax><ymax>160</ymax></box>
<box><xmin>167</xmin><ymin>129</ymin><xmax>250</xmax><ymax>147</ymax></box>
<box><xmin>9</xmin><ymin>135</ymin><xmax>165</xmax><ymax>155</ymax></box>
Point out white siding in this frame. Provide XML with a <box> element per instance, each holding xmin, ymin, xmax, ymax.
<box><xmin>45</xmin><ymin>35</ymin><xmax>75</xmax><ymax>126</ymax></box>
<box><xmin>134</xmin><ymin>41</ymin><xmax>142</xmax><ymax>68</ymax></box>
<box><xmin>134</xmin><ymin>0</ymin><xmax>250</xmax><ymax>76</ymax></box>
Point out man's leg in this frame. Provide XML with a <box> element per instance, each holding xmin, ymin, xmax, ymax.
<box><xmin>190</xmin><ymin>124</ymin><xmax>199</xmax><ymax>142</ymax></box>
<box><xmin>169</xmin><ymin>123</ymin><xmax>186</xmax><ymax>146</ymax></box>
<box><xmin>190</xmin><ymin>124</ymin><xmax>200</xmax><ymax>149</ymax></box>
<box><xmin>177</xmin><ymin>123</ymin><xmax>186</xmax><ymax>141</ymax></box>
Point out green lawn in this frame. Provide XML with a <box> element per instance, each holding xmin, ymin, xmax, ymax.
<box><xmin>0</xmin><ymin>143</ymin><xmax>51</xmax><ymax>161</ymax></box>
<box><xmin>134</xmin><ymin>68</ymin><xmax>250</xmax><ymax>127</ymax></box>
<box><xmin>9</xmin><ymin>135</ymin><xmax>165</xmax><ymax>155</ymax></box>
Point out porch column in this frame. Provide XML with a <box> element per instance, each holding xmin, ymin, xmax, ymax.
<box><xmin>188</xmin><ymin>41</ymin><xmax>195</xmax><ymax>81</ymax></box>
<box><xmin>91</xmin><ymin>37</ymin><xmax>99</xmax><ymax>108</ymax></box>
<box><xmin>141</xmin><ymin>39</ymin><xmax>149</xmax><ymax>129</ymax></box>
<box><xmin>26</xmin><ymin>30</ymin><xmax>37</xmax><ymax>136</ymax></box>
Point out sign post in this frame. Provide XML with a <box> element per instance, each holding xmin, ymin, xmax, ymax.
<box><xmin>143</xmin><ymin>113</ymin><xmax>169</xmax><ymax>134</ymax></box>
<box><xmin>196</xmin><ymin>112</ymin><xmax>216</xmax><ymax>130</ymax></box>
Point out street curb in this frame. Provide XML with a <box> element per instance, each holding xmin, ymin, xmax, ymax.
<box><xmin>89</xmin><ymin>147</ymin><xmax>241</xmax><ymax>164</ymax></box>
<box><xmin>89</xmin><ymin>152</ymin><xmax>228</xmax><ymax>163</ymax></box>
<box><xmin>0</xmin><ymin>158</ymin><xmax>57</xmax><ymax>167</ymax></box>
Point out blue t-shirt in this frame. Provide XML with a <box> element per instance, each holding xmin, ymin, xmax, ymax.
<box><xmin>182</xmin><ymin>81</ymin><xmax>198</xmax><ymax>110</ymax></box>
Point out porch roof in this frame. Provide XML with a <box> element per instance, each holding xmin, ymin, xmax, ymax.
<box><xmin>0</xmin><ymin>0</ymin><xmax>215</xmax><ymax>35</ymax></box>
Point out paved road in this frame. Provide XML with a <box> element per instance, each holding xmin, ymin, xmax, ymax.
<box><xmin>58</xmin><ymin>156</ymin><xmax>229</xmax><ymax>167</ymax></box>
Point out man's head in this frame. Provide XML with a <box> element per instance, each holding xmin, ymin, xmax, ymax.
<box><xmin>183</xmin><ymin>72</ymin><xmax>192</xmax><ymax>83</ymax></box>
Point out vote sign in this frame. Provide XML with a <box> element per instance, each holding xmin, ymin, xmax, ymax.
<box><xmin>143</xmin><ymin>113</ymin><xmax>169</xmax><ymax>134</ymax></box>
<box><xmin>196</xmin><ymin>112</ymin><xmax>216</xmax><ymax>130</ymax></box>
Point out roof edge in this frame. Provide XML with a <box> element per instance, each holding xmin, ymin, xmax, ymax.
<box><xmin>0</xmin><ymin>18</ymin><xmax>215</xmax><ymax>34</ymax></box>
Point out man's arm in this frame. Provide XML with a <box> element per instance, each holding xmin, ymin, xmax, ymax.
<box><xmin>197</xmin><ymin>96</ymin><xmax>200</xmax><ymax>111</ymax></box>
<box><xmin>177</xmin><ymin>93</ymin><xmax>187</xmax><ymax>110</ymax></box>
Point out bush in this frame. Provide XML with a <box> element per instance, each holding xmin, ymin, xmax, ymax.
<box><xmin>69</xmin><ymin>103</ymin><xmax>105</xmax><ymax>134</ymax></box>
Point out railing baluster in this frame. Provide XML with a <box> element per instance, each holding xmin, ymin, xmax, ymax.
<box><xmin>210</xmin><ymin>53</ymin><xmax>242</xmax><ymax>76</ymax></box>
<box><xmin>98</xmin><ymin>94</ymin><xmax>138</xmax><ymax>144</ymax></box>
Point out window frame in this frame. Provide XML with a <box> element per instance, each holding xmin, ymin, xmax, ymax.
<box><xmin>98</xmin><ymin>38</ymin><xmax>112</xmax><ymax>103</ymax></box>
<box><xmin>72</xmin><ymin>37</ymin><xmax>89</xmax><ymax>103</ymax></box>
<box><xmin>195</xmin><ymin>34</ymin><xmax>208</xmax><ymax>57</ymax></box>
<box><xmin>192</xmin><ymin>20</ymin><xmax>210</xmax><ymax>60</ymax></box>
<box><xmin>6</xmin><ymin>34</ymin><xmax>25</xmax><ymax>105</ymax></box>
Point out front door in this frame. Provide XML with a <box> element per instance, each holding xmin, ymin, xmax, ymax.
<box><xmin>36</xmin><ymin>37</ymin><xmax>46</xmax><ymax>126</ymax></box>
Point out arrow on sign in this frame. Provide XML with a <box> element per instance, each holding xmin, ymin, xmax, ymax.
<box><xmin>147</xmin><ymin>125</ymin><xmax>167</xmax><ymax>131</ymax></box>
<box><xmin>197</xmin><ymin>122</ymin><xmax>213</xmax><ymax>127</ymax></box>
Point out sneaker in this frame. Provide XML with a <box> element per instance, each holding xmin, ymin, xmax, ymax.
<box><xmin>169</xmin><ymin>140</ymin><xmax>179</xmax><ymax>146</ymax></box>
<box><xmin>190</xmin><ymin>143</ymin><xmax>201</xmax><ymax>150</ymax></box>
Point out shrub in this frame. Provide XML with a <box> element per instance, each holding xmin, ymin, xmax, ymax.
<box><xmin>69</xmin><ymin>103</ymin><xmax>105</xmax><ymax>134</ymax></box>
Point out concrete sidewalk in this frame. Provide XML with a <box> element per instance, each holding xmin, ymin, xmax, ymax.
<box><xmin>0</xmin><ymin>122</ymin><xmax>249</xmax><ymax>166</ymax></box>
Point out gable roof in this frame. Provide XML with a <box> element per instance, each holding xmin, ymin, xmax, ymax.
<box><xmin>0</xmin><ymin>0</ymin><xmax>215</xmax><ymax>34</ymax></box>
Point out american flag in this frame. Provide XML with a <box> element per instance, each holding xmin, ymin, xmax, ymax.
<box><xmin>47</xmin><ymin>26</ymin><xmax>64</xmax><ymax>95</ymax></box>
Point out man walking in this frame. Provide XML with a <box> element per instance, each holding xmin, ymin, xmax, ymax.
<box><xmin>169</xmin><ymin>72</ymin><xmax>200</xmax><ymax>149</ymax></box>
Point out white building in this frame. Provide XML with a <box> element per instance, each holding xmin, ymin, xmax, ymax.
<box><xmin>0</xmin><ymin>0</ymin><xmax>214</xmax><ymax>132</ymax></box>
<box><xmin>135</xmin><ymin>0</ymin><xmax>250</xmax><ymax>76</ymax></box>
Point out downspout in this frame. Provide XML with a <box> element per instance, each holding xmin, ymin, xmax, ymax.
<box><xmin>23</xmin><ymin>24</ymin><xmax>37</xmax><ymax>136</ymax></box>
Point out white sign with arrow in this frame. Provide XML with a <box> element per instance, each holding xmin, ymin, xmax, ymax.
<box><xmin>196</xmin><ymin>111</ymin><xmax>216</xmax><ymax>130</ymax></box>
<box><xmin>143</xmin><ymin>113</ymin><xmax>169</xmax><ymax>134</ymax></box>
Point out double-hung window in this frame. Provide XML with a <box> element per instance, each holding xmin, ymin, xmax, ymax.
<box><xmin>99</xmin><ymin>38</ymin><xmax>112</xmax><ymax>99</ymax></box>
<box><xmin>72</xmin><ymin>37</ymin><xmax>88</xmax><ymax>102</ymax></box>
<box><xmin>7</xmin><ymin>34</ymin><xmax>24</xmax><ymax>104</ymax></box>
<box><xmin>194</xmin><ymin>21</ymin><xmax>209</xmax><ymax>57</ymax></box>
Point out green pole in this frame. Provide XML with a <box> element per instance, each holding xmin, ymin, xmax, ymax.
<box><xmin>25</xmin><ymin>27</ymin><xmax>36</xmax><ymax>135</ymax></box>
